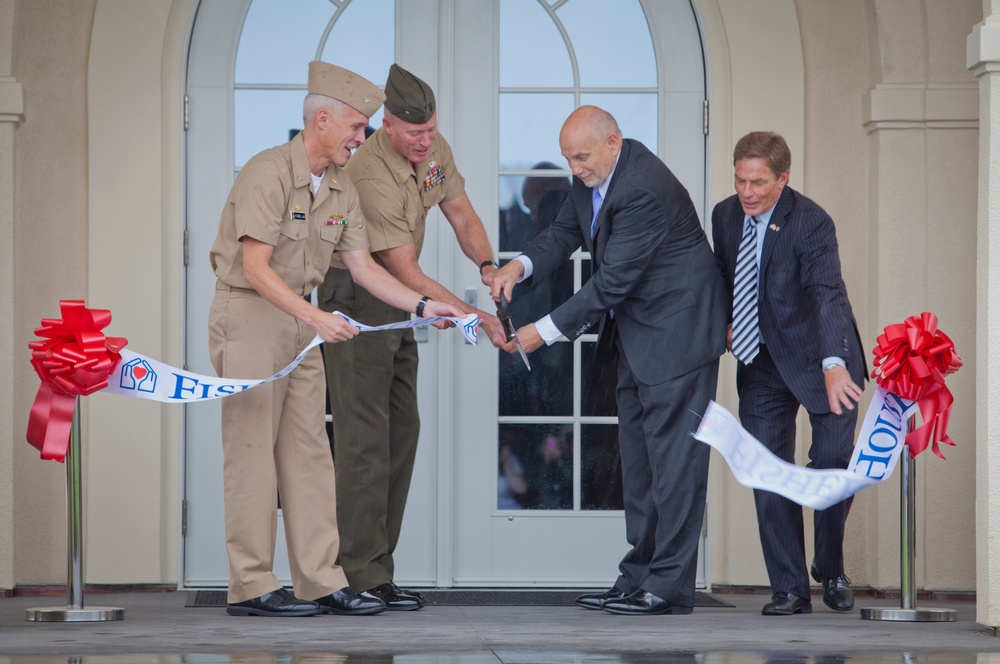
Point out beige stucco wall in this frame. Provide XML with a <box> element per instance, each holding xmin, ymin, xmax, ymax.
<box><xmin>85</xmin><ymin>0</ymin><xmax>189</xmax><ymax>585</ymax></box>
<box><xmin>6</xmin><ymin>0</ymin><xmax>187</xmax><ymax>587</ymax></box>
<box><xmin>9</xmin><ymin>0</ymin><xmax>96</xmax><ymax>585</ymax></box>
<box><xmin>969</xmin><ymin>0</ymin><xmax>1000</xmax><ymax>630</ymax></box>
<box><xmin>860</xmin><ymin>0</ymin><xmax>980</xmax><ymax>592</ymax></box>
<box><xmin>1</xmin><ymin>0</ymin><xmax>986</xmax><ymax>606</ymax></box>
<box><xmin>0</xmin><ymin>0</ymin><xmax>21</xmax><ymax>591</ymax></box>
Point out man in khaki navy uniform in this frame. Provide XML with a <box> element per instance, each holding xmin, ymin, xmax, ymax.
<box><xmin>208</xmin><ymin>61</ymin><xmax>463</xmax><ymax>618</ymax></box>
<box><xmin>318</xmin><ymin>64</ymin><xmax>510</xmax><ymax>611</ymax></box>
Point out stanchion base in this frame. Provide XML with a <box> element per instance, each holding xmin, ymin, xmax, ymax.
<box><xmin>25</xmin><ymin>606</ymin><xmax>125</xmax><ymax>622</ymax></box>
<box><xmin>860</xmin><ymin>607</ymin><xmax>957</xmax><ymax>622</ymax></box>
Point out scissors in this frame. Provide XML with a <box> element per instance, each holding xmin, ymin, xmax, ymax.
<box><xmin>497</xmin><ymin>292</ymin><xmax>531</xmax><ymax>371</ymax></box>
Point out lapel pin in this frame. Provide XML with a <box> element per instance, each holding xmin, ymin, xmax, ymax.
<box><xmin>769</xmin><ymin>223</ymin><xmax>780</xmax><ymax>232</ymax></box>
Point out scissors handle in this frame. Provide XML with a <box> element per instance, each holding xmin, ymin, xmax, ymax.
<box><xmin>498</xmin><ymin>292</ymin><xmax>515</xmax><ymax>343</ymax></box>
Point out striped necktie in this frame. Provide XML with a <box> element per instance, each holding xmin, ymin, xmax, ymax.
<box><xmin>731</xmin><ymin>216</ymin><xmax>761</xmax><ymax>364</ymax></box>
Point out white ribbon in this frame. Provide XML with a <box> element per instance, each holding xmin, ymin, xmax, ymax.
<box><xmin>101</xmin><ymin>312</ymin><xmax>479</xmax><ymax>403</ymax></box>
<box><xmin>693</xmin><ymin>386</ymin><xmax>919</xmax><ymax>510</ymax></box>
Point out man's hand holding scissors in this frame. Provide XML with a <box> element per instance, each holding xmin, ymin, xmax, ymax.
<box><xmin>508</xmin><ymin>321</ymin><xmax>543</xmax><ymax>354</ymax></box>
<box><xmin>485</xmin><ymin>261</ymin><xmax>544</xmax><ymax>358</ymax></box>
<box><xmin>497</xmin><ymin>292</ymin><xmax>532</xmax><ymax>370</ymax></box>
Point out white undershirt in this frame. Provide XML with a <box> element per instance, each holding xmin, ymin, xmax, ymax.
<box><xmin>310</xmin><ymin>169</ymin><xmax>325</xmax><ymax>195</ymax></box>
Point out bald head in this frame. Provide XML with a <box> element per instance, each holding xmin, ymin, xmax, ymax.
<box><xmin>559</xmin><ymin>106</ymin><xmax>622</xmax><ymax>189</ymax></box>
<box><xmin>560</xmin><ymin>106</ymin><xmax>621</xmax><ymax>145</ymax></box>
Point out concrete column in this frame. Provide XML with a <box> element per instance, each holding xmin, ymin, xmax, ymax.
<box><xmin>969</xmin><ymin>0</ymin><xmax>1000</xmax><ymax>630</ymax></box>
<box><xmin>0</xmin><ymin>0</ymin><xmax>24</xmax><ymax>591</ymax></box>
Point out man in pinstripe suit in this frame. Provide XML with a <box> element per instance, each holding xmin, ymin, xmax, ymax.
<box><xmin>711</xmin><ymin>131</ymin><xmax>866</xmax><ymax>616</ymax></box>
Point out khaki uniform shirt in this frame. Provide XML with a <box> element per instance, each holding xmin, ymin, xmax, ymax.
<box><xmin>329</xmin><ymin>128</ymin><xmax>465</xmax><ymax>270</ymax></box>
<box><xmin>210</xmin><ymin>132</ymin><xmax>369</xmax><ymax>295</ymax></box>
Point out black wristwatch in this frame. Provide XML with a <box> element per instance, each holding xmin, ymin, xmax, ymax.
<box><xmin>479</xmin><ymin>259</ymin><xmax>499</xmax><ymax>274</ymax></box>
<box><xmin>415</xmin><ymin>295</ymin><xmax>432</xmax><ymax>318</ymax></box>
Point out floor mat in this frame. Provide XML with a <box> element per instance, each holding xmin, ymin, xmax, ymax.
<box><xmin>186</xmin><ymin>589</ymin><xmax>733</xmax><ymax>608</ymax></box>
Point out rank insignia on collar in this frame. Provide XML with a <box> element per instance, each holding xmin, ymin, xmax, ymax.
<box><xmin>326</xmin><ymin>212</ymin><xmax>347</xmax><ymax>226</ymax></box>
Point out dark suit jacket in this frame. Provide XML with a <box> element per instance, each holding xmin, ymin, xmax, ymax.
<box><xmin>522</xmin><ymin>139</ymin><xmax>727</xmax><ymax>385</ymax></box>
<box><xmin>711</xmin><ymin>186</ymin><xmax>866</xmax><ymax>413</ymax></box>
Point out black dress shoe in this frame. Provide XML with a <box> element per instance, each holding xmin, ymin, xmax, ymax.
<box><xmin>315</xmin><ymin>587</ymin><xmax>386</xmax><ymax>616</ymax></box>
<box><xmin>226</xmin><ymin>588</ymin><xmax>320</xmax><ymax>617</ymax></box>
<box><xmin>601</xmin><ymin>589</ymin><xmax>693</xmax><ymax>616</ymax></box>
<box><xmin>762</xmin><ymin>592</ymin><xmax>812</xmax><ymax>615</ymax></box>
<box><xmin>362</xmin><ymin>582</ymin><xmax>424</xmax><ymax>611</ymax></box>
<box><xmin>811</xmin><ymin>562</ymin><xmax>854</xmax><ymax>611</ymax></box>
<box><xmin>575</xmin><ymin>587</ymin><xmax>628</xmax><ymax>610</ymax></box>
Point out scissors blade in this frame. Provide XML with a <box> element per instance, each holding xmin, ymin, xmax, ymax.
<box><xmin>498</xmin><ymin>292</ymin><xmax>531</xmax><ymax>371</ymax></box>
<box><xmin>512</xmin><ymin>332</ymin><xmax>531</xmax><ymax>371</ymax></box>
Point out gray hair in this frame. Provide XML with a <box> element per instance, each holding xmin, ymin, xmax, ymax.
<box><xmin>303</xmin><ymin>94</ymin><xmax>346</xmax><ymax>125</ymax></box>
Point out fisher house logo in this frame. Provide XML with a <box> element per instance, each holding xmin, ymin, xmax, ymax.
<box><xmin>463</xmin><ymin>317</ymin><xmax>479</xmax><ymax>343</ymax></box>
<box><xmin>119</xmin><ymin>357</ymin><xmax>157</xmax><ymax>394</ymax></box>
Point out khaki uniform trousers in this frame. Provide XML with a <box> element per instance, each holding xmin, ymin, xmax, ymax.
<box><xmin>319</xmin><ymin>268</ymin><xmax>420</xmax><ymax>592</ymax></box>
<box><xmin>209</xmin><ymin>285</ymin><xmax>349</xmax><ymax>603</ymax></box>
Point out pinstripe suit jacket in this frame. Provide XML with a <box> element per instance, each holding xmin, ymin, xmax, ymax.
<box><xmin>522</xmin><ymin>139</ymin><xmax>727</xmax><ymax>386</ymax></box>
<box><xmin>711</xmin><ymin>186</ymin><xmax>866</xmax><ymax>413</ymax></box>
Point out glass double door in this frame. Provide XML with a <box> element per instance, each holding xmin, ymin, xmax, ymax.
<box><xmin>184</xmin><ymin>0</ymin><xmax>706</xmax><ymax>589</ymax></box>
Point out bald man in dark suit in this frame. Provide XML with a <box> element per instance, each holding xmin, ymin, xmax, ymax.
<box><xmin>711</xmin><ymin>131</ymin><xmax>866</xmax><ymax>616</ymax></box>
<box><xmin>489</xmin><ymin>106</ymin><xmax>727</xmax><ymax>615</ymax></box>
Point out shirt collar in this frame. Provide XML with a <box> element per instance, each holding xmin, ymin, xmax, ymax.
<box><xmin>290</xmin><ymin>132</ymin><xmax>312</xmax><ymax>190</ymax></box>
<box><xmin>745</xmin><ymin>201</ymin><xmax>778</xmax><ymax>228</ymax></box>
<box><xmin>595</xmin><ymin>149</ymin><xmax>622</xmax><ymax>201</ymax></box>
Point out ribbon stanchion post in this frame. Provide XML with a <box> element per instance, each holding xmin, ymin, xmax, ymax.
<box><xmin>860</xmin><ymin>313</ymin><xmax>960</xmax><ymax>623</ymax></box>
<box><xmin>859</xmin><ymin>417</ymin><xmax>955</xmax><ymax>622</ymax></box>
<box><xmin>26</xmin><ymin>396</ymin><xmax>124</xmax><ymax>622</ymax></box>
<box><xmin>24</xmin><ymin>301</ymin><xmax>125</xmax><ymax>622</ymax></box>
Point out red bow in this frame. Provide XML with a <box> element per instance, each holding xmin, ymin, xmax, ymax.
<box><xmin>871</xmin><ymin>312</ymin><xmax>962</xmax><ymax>459</ymax></box>
<box><xmin>26</xmin><ymin>300</ymin><xmax>128</xmax><ymax>462</ymax></box>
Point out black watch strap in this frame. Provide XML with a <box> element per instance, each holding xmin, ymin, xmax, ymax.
<box><xmin>415</xmin><ymin>295</ymin><xmax>432</xmax><ymax>318</ymax></box>
<box><xmin>479</xmin><ymin>259</ymin><xmax>499</xmax><ymax>273</ymax></box>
